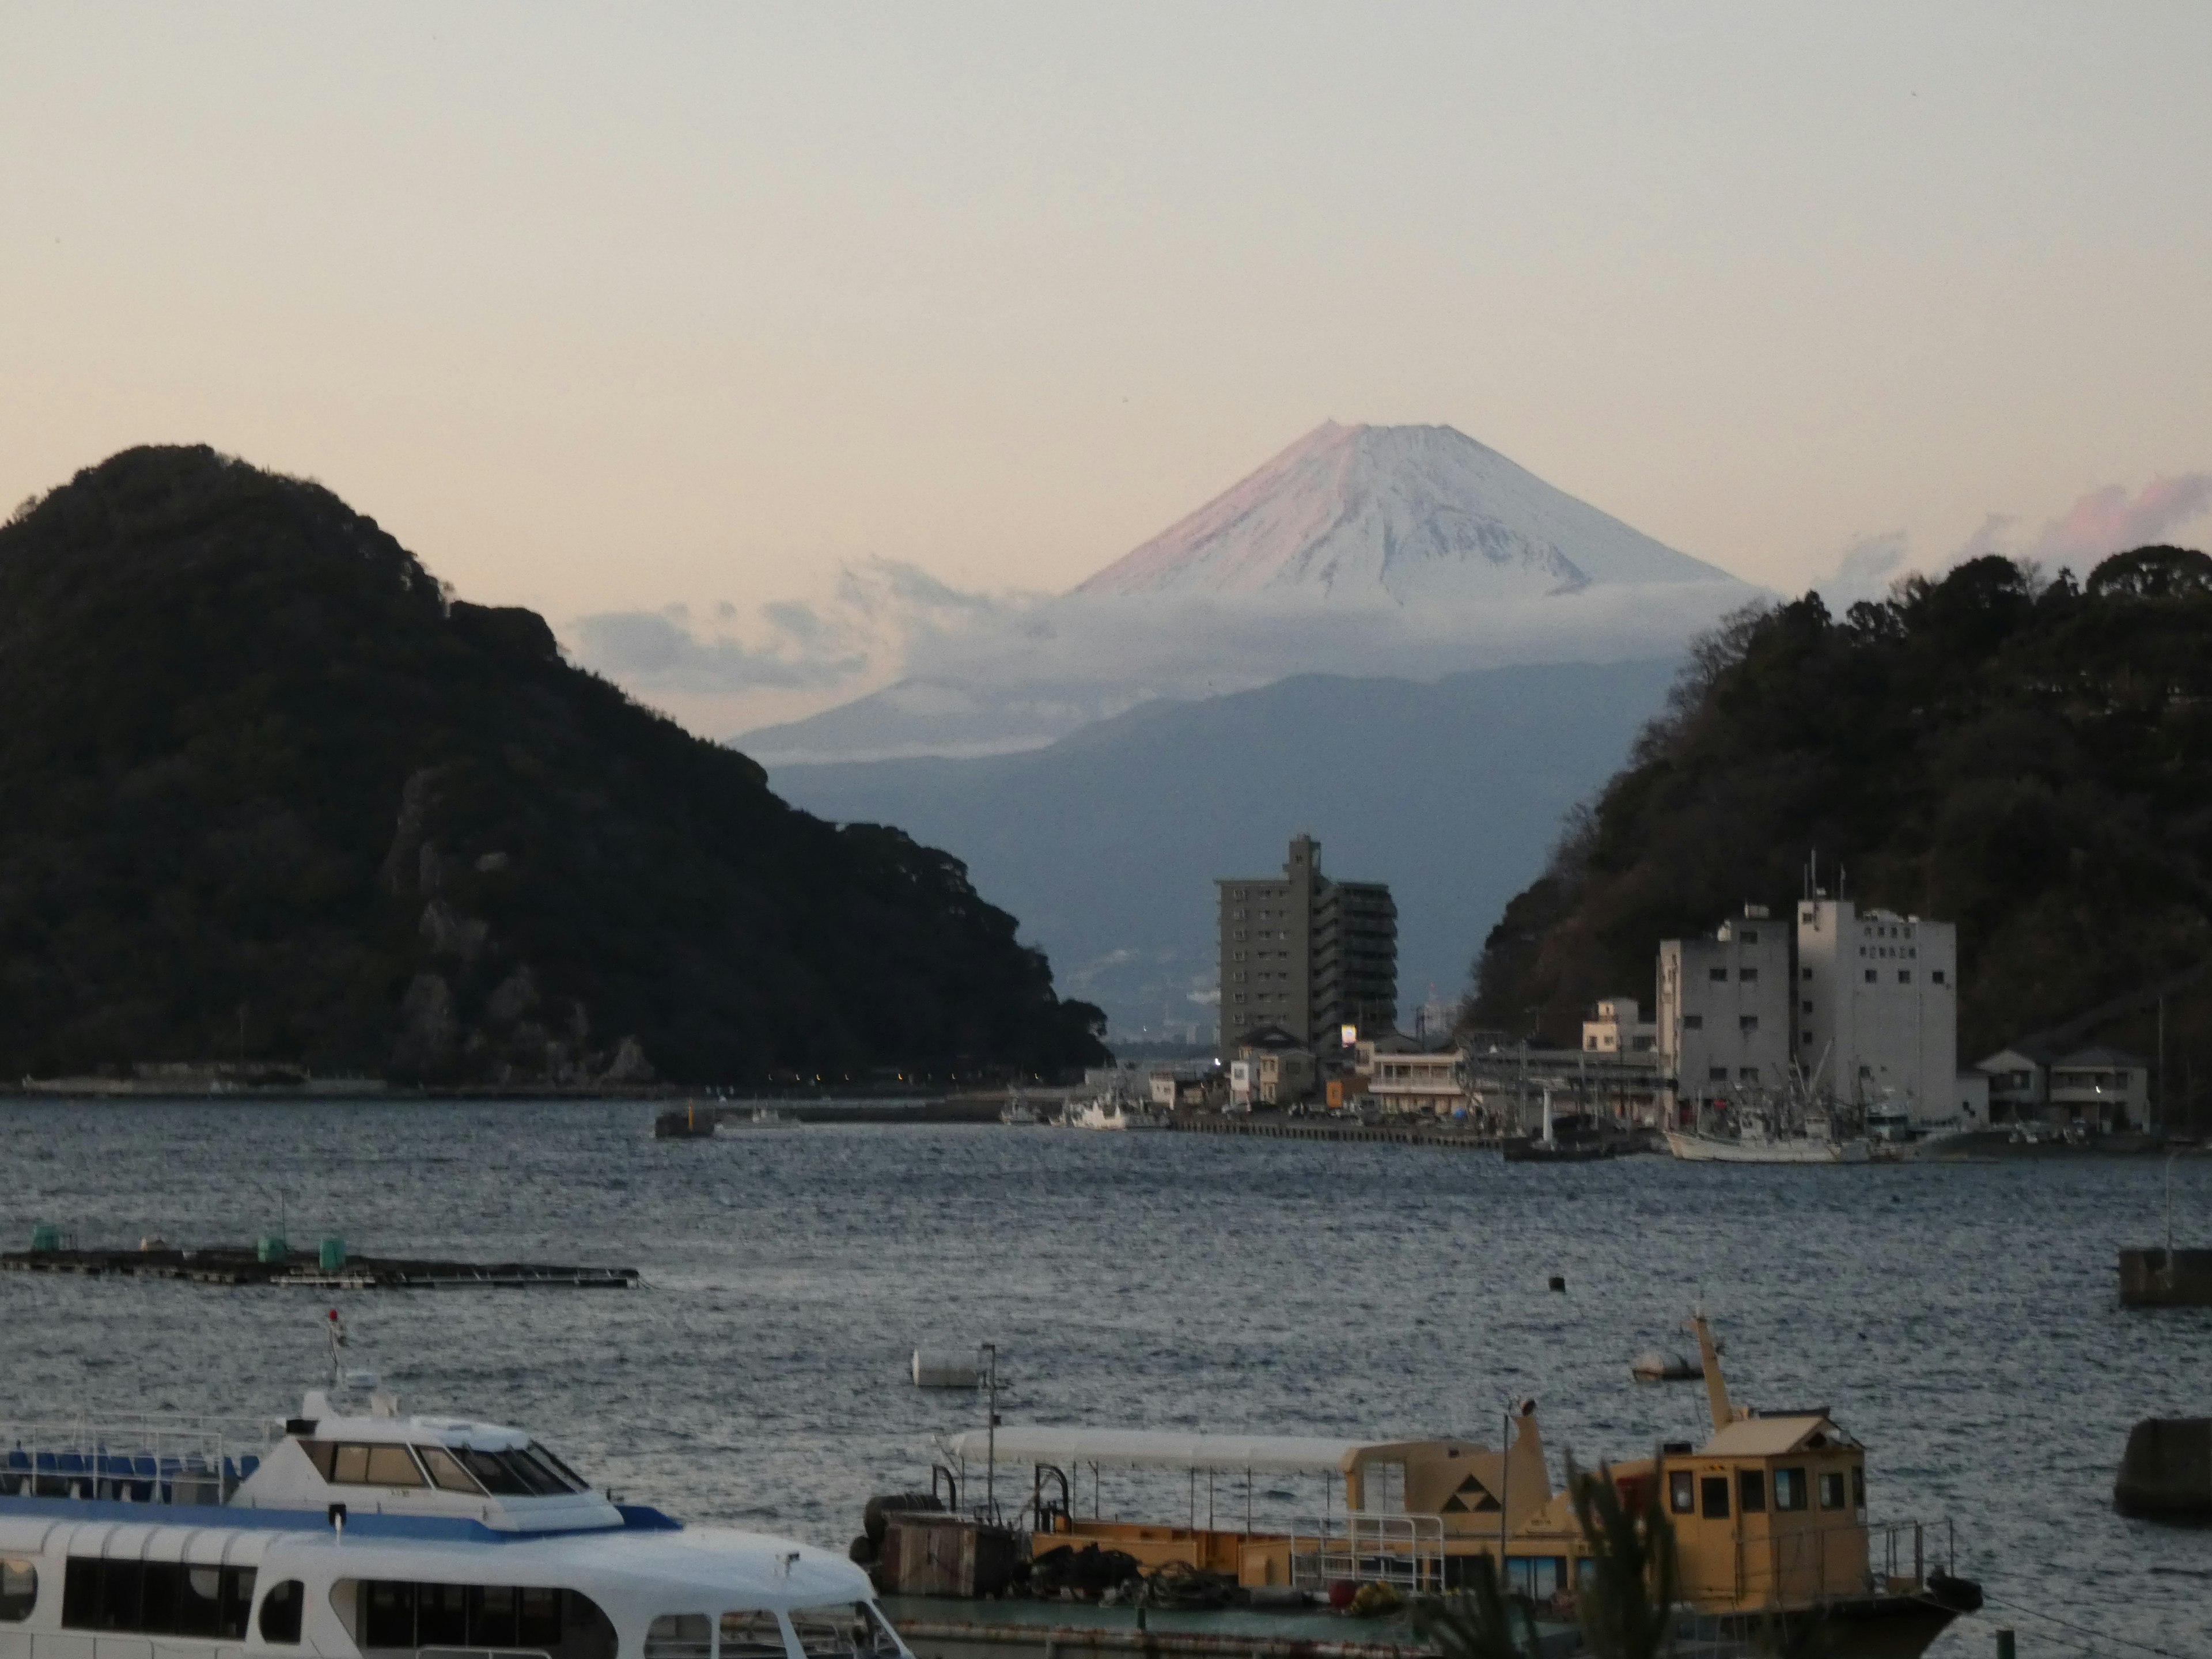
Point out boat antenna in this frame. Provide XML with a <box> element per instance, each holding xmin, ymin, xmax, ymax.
<box><xmin>326</xmin><ymin>1308</ymin><xmax>347</xmax><ymax>1389</ymax></box>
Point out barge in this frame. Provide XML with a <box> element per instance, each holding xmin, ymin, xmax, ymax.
<box><xmin>895</xmin><ymin>1315</ymin><xmax>1976</xmax><ymax>1658</ymax></box>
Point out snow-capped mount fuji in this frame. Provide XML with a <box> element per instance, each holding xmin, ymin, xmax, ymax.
<box><xmin>1078</xmin><ymin>421</ymin><xmax>1731</xmax><ymax>603</ymax></box>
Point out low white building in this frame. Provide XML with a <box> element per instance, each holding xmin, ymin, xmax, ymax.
<box><xmin>1796</xmin><ymin>899</ymin><xmax>1959</xmax><ymax>1126</ymax></box>
<box><xmin>1657</xmin><ymin>906</ymin><xmax>1794</xmax><ymax>1102</ymax></box>
<box><xmin>1357</xmin><ymin>1039</ymin><xmax>1468</xmax><ymax>1116</ymax></box>
<box><xmin>1582</xmin><ymin>997</ymin><xmax>1658</xmax><ymax>1056</ymax></box>
<box><xmin>1976</xmin><ymin>1044</ymin><xmax>2147</xmax><ymax>1132</ymax></box>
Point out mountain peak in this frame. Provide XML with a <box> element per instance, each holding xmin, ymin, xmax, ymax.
<box><xmin>1075</xmin><ymin>421</ymin><xmax>1732</xmax><ymax>603</ymax></box>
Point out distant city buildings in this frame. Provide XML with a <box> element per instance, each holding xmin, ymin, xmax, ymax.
<box><xmin>1217</xmin><ymin>834</ymin><xmax>1396</xmax><ymax>1049</ymax></box>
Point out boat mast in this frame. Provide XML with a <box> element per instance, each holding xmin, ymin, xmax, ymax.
<box><xmin>1691</xmin><ymin>1310</ymin><xmax>1733</xmax><ymax>1431</ymax></box>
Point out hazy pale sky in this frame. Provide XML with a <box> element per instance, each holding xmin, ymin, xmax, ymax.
<box><xmin>6</xmin><ymin>3</ymin><xmax>2210</xmax><ymax>729</ymax></box>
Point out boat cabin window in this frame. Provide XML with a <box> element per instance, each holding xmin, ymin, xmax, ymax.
<box><xmin>359</xmin><ymin>1580</ymin><xmax>581</xmax><ymax>1652</ymax></box>
<box><xmin>1699</xmin><ymin>1476</ymin><xmax>1729</xmax><ymax>1519</ymax></box>
<box><xmin>308</xmin><ymin>1441</ymin><xmax>429</xmax><ymax>1488</ymax></box>
<box><xmin>259</xmin><ymin>1581</ymin><xmax>305</xmax><ymax>1644</ymax></box>
<box><xmin>309</xmin><ymin>1438</ymin><xmax>588</xmax><ymax>1498</ymax></box>
<box><xmin>1668</xmin><ymin>1471</ymin><xmax>1695</xmax><ymax>1514</ymax></box>
<box><xmin>719</xmin><ymin>1611</ymin><xmax>790</xmax><ymax>1659</ymax></box>
<box><xmin>644</xmin><ymin>1613</ymin><xmax>713</xmax><ymax>1659</ymax></box>
<box><xmin>1357</xmin><ymin>1460</ymin><xmax>1406</xmax><ymax>1513</ymax></box>
<box><xmin>1774</xmin><ymin>1467</ymin><xmax>1808</xmax><ymax>1512</ymax></box>
<box><xmin>789</xmin><ymin>1604</ymin><xmax>901</xmax><ymax>1659</ymax></box>
<box><xmin>1503</xmin><ymin>1559</ymin><xmax>1567</xmax><ymax>1601</ymax></box>
<box><xmin>1</xmin><ymin>1560</ymin><xmax>35</xmax><ymax>1622</ymax></box>
<box><xmin>452</xmin><ymin>1444</ymin><xmax>589</xmax><ymax>1497</ymax></box>
<box><xmin>1851</xmin><ymin>1466</ymin><xmax>1866</xmax><ymax>1512</ymax></box>
<box><xmin>63</xmin><ymin>1560</ymin><xmax>255</xmax><ymax>1641</ymax></box>
<box><xmin>1737</xmin><ymin>1470</ymin><xmax>1766</xmax><ymax>1513</ymax></box>
<box><xmin>1819</xmin><ymin>1471</ymin><xmax>1846</xmax><ymax>1510</ymax></box>
<box><xmin>420</xmin><ymin>1445</ymin><xmax>484</xmax><ymax>1493</ymax></box>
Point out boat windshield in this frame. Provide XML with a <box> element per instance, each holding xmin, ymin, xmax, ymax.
<box><xmin>443</xmin><ymin>1443</ymin><xmax>592</xmax><ymax>1498</ymax></box>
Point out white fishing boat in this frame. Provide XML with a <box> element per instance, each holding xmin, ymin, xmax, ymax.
<box><xmin>1665</xmin><ymin>1124</ymin><xmax>1871</xmax><ymax>1164</ymax></box>
<box><xmin>1067</xmin><ymin>1097</ymin><xmax>1169</xmax><ymax>1132</ymax></box>
<box><xmin>0</xmin><ymin>1346</ymin><xmax>905</xmax><ymax>1659</ymax></box>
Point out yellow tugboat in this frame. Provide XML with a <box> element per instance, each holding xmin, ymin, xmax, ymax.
<box><xmin>923</xmin><ymin>1313</ymin><xmax>1977</xmax><ymax>1657</ymax></box>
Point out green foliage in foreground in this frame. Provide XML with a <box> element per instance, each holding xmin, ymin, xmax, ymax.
<box><xmin>1569</xmin><ymin>1460</ymin><xmax>1676</xmax><ymax>1659</ymax></box>
<box><xmin>1472</xmin><ymin>546</ymin><xmax>2212</xmax><ymax>1112</ymax></box>
<box><xmin>1410</xmin><ymin>1558</ymin><xmax>1540</xmax><ymax>1659</ymax></box>
<box><xmin>0</xmin><ymin>446</ymin><xmax>1107</xmax><ymax>1084</ymax></box>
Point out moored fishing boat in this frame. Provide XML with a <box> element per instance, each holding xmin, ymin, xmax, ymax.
<box><xmin>1665</xmin><ymin>1125</ymin><xmax>1872</xmax><ymax>1164</ymax></box>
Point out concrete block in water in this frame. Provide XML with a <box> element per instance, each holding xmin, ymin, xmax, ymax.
<box><xmin>2115</xmin><ymin>1417</ymin><xmax>2212</xmax><ymax>1518</ymax></box>
<box><xmin>2119</xmin><ymin>1247</ymin><xmax>2212</xmax><ymax>1305</ymax></box>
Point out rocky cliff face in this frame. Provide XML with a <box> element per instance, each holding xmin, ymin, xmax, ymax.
<box><xmin>0</xmin><ymin>445</ymin><xmax>1105</xmax><ymax>1084</ymax></box>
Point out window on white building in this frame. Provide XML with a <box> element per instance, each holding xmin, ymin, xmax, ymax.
<box><xmin>1740</xmin><ymin>1016</ymin><xmax>1759</xmax><ymax>1032</ymax></box>
<box><xmin>1933</xmin><ymin>969</ymin><xmax>1947</xmax><ymax>984</ymax></box>
<box><xmin>1709</xmin><ymin>1067</ymin><xmax>1728</xmax><ymax>1082</ymax></box>
<box><xmin>1683</xmin><ymin>1014</ymin><xmax>1703</xmax><ymax>1029</ymax></box>
<box><xmin>1864</xmin><ymin>969</ymin><xmax>1876</xmax><ymax>983</ymax></box>
<box><xmin>1709</xmin><ymin>967</ymin><xmax>1728</xmax><ymax>982</ymax></box>
<box><xmin>1899</xmin><ymin>970</ymin><xmax>1911</xmax><ymax>984</ymax></box>
<box><xmin>1740</xmin><ymin>967</ymin><xmax>1759</xmax><ymax>982</ymax></box>
<box><xmin>1740</xmin><ymin>1068</ymin><xmax>1760</xmax><ymax>1082</ymax></box>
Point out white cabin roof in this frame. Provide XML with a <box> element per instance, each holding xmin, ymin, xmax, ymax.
<box><xmin>944</xmin><ymin>1426</ymin><xmax>1370</xmax><ymax>1473</ymax></box>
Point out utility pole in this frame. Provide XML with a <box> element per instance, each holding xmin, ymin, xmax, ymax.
<box><xmin>982</xmin><ymin>1342</ymin><xmax>999</xmax><ymax>1522</ymax></box>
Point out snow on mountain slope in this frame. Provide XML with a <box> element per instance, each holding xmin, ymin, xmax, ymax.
<box><xmin>1078</xmin><ymin>421</ymin><xmax>1730</xmax><ymax>603</ymax></box>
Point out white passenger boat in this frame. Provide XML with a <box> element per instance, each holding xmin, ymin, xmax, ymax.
<box><xmin>0</xmin><ymin>1383</ymin><xmax>904</xmax><ymax>1659</ymax></box>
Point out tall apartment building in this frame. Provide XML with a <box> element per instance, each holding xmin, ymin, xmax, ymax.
<box><xmin>1218</xmin><ymin>835</ymin><xmax>1397</xmax><ymax>1048</ymax></box>
<box><xmin>1656</xmin><ymin>906</ymin><xmax>1793</xmax><ymax>1099</ymax></box>
<box><xmin>1795</xmin><ymin>898</ymin><xmax>1958</xmax><ymax>1120</ymax></box>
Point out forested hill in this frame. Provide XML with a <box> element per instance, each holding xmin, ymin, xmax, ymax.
<box><xmin>1471</xmin><ymin>546</ymin><xmax>2212</xmax><ymax>1088</ymax></box>
<box><xmin>0</xmin><ymin>446</ymin><xmax>1105</xmax><ymax>1085</ymax></box>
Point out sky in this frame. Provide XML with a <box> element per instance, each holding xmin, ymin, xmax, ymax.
<box><xmin>6</xmin><ymin>3</ymin><xmax>2211</xmax><ymax>735</ymax></box>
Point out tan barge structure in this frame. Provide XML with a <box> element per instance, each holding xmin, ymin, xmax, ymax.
<box><xmin>924</xmin><ymin>1316</ymin><xmax>1977</xmax><ymax>1657</ymax></box>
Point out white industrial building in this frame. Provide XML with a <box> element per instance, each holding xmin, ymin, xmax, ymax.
<box><xmin>1794</xmin><ymin>898</ymin><xmax>1961</xmax><ymax>1126</ymax></box>
<box><xmin>1656</xmin><ymin>906</ymin><xmax>1793</xmax><ymax>1101</ymax></box>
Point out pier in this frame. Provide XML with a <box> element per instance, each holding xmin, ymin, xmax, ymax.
<box><xmin>1171</xmin><ymin>1114</ymin><xmax>1499</xmax><ymax>1150</ymax></box>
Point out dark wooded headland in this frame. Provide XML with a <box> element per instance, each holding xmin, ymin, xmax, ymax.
<box><xmin>0</xmin><ymin>446</ymin><xmax>1106</xmax><ymax>1086</ymax></box>
<box><xmin>1474</xmin><ymin>544</ymin><xmax>2212</xmax><ymax>1121</ymax></box>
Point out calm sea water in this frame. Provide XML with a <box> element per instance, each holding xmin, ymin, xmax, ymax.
<box><xmin>1</xmin><ymin>1101</ymin><xmax>2206</xmax><ymax>1658</ymax></box>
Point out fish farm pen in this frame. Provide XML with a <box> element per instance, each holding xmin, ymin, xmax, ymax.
<box><xmin>0</xmin><ymin>1235</ymin><xmax>638</xmax><ymax>1289</ymax></box>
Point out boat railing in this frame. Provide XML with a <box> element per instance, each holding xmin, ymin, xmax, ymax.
<box><xmin>1286</xmin><ymin>1510</ymin><xmax>1445</xmax><ymax>1594</ymax></box>
<box><xmin>1869</xmin><ymin>1516</ymin><xmax>1952</xmax><ymax>1589</ymax></box>
<box><xmin>0</xmin><ymin>1415</ymin><xmax>275</xmax><ymax>1505</ymax></box>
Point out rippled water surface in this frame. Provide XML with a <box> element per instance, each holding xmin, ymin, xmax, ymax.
<box><xmin>2</xmin><ymin>1101</ymin><xmax>2207</xmax><ymax>1658</ymax></box>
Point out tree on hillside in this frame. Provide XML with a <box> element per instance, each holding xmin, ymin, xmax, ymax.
<box><xmin>1466</xmin><ymin>546</ymin><xmax>2212</xmax><ymax>1128</ymax></box>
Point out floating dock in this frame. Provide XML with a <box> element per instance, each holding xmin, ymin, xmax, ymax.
<box><xmin>0</xmin><ymin>1244</ymin><xmax>638</xmax><ymax>1290</ymax></box>
<box><xmin>2118</xmin><ymin>1246</ymin><xmax>2212</xmax><ymax>1306</ymax></box>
